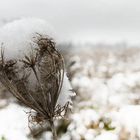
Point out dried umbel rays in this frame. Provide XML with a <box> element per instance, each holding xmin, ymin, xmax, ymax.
<box><xmin>0</xmin><ymin>35</ymin><xmax>70</xmax><ymax>139</ymax></box>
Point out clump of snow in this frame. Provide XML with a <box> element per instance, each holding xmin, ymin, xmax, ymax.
<box><xmin>0</xmin><ymin>18</ymin><xmax>56</xmax><ymax>59</ymax></box>
<box><xmin>60</xmin><ymin>134</ymin><xmax>71</xmax><ymax>140</ymax></box>
<box><xmin>111</xmin><ymin>105</ymin><xmax>140</xmax><ymax>133</ymax></box>
<box><xmin>95</xmin><ymin>132</ymin><xmax>118</xmax><ymax>140</ymax></box>
<box><xmin>57</xmin><ymin>72</ymin><xmax>76</xmax><ymax>107</ymax></box>
<box><xmin>0</xmin><ymin>103</ymin><xmax>29</xmax><ymax>140</ymax></box>
<box><xmin>66</xmin><ymin>109</ymin><xmax>99</xmax><ymax>139</ymax></box>
<box><xmin>42</xmin><ymin>131</ymin><xmax>53</xmax><ymax>140</ymax></box>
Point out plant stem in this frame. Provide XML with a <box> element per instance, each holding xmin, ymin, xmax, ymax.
<box><xmin>50</xmin><ymin>120</ymin><xmax>57</xmax><ymax>140</ymax></box>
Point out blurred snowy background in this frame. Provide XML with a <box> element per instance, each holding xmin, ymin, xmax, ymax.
<box><xmin>0</xmin><ymin>0</ymin><xmax>140</xmax><ymax>140</ymax></box>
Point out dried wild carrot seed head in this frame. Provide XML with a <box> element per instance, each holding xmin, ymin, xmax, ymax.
<box><xmin>0</xmin><ymin>34</ymin><xmax>73</xmax><ymax>127</ymax></box>
<box><xmin>0</xmin><ymin>18</ymin><xmax>75</xmax><ymax>139</ymax></box>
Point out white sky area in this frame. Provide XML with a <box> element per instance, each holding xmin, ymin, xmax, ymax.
<box><xmin>0</xmin><ymin>0</ymin><xmax>140</xmax><ymax>44</ymax></box>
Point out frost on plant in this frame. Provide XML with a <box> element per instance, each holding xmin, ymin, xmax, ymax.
<box><xmin>0</xmin><ymin>33</ymin><xmax>73</xmax><ymax>139</ymax></box>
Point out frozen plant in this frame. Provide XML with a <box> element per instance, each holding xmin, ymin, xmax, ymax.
<box><xmin>0</xmin><ymin>18</ymin><xmax>75</xmax><ymax>140</ymax></box>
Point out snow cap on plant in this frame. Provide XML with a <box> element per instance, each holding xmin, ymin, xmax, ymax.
<box><xmin>0</xmin><ymin>18</ymin><xmax>75</xmax><ymax>133</ymax></box>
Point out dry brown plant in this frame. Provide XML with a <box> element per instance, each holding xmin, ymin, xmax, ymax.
<box><xmin>0</xmin><ymin>34</ymin><xmax>70</xmax><ymax>140</ymax></box>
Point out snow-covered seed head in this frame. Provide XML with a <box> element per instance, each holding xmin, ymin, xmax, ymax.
<box><xmin>0</xmin><ymin>18</ymin><xmax>75</xmax><ymax>126</ymax></box>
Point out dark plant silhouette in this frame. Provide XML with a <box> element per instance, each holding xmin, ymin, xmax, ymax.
<box><xmin>0</xmin><ymin>34</ymin><xmax>70</xmax><ymax>140</ymax></box>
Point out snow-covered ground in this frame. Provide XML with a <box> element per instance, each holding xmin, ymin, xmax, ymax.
<box><xmin>0</xmin><ymin>46</ymin><xmax>140</xmax><ymax>140</ymax></box>
<box><xmin>60</xmin><ymin>47</ymin><xmax>140</xmax><ymax>140</ymax></box>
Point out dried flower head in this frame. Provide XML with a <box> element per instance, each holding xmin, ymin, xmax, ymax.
<box><xmin>0</xmin><ymin>18</ymin><xmax>75</xmax><ymax>139</ymax></box>
<box><xmin>0</xmin><ymin>34</ymin><xmax>73</xmax><ymax>139</ymax></box>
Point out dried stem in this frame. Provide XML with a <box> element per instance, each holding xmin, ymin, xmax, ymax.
<box><xmin>49</xmin><ymin>120</ymin><xmax>57</xmax><ymax>140</ymax></box>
